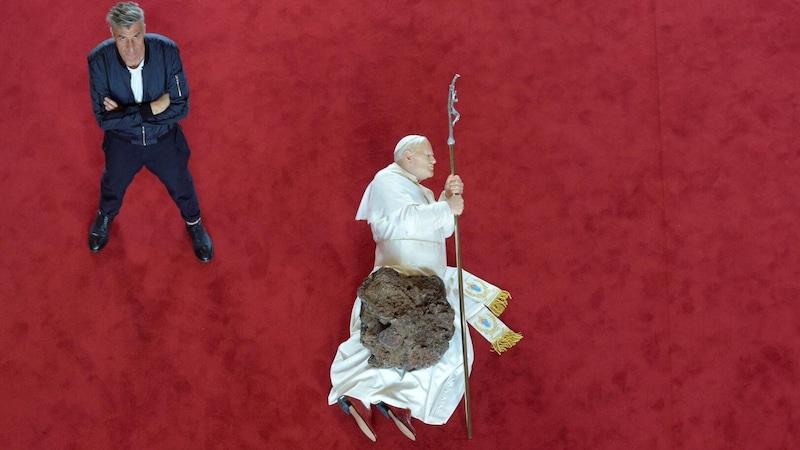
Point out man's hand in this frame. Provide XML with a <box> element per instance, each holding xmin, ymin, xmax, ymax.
<box><xmin>444</xmin><ymin>174</ymin><xmax>464</xmax><ymax>198</ymax></box>
<box><xmin>447</xmin><ymin>192</ymin><xmax>464</xmax><ymax>216</ymax></box>
<box><xmin>104</xmin><ymin>94</ymin><xmax>170</xmax><ymax>115</ymax></box>
<box><xmin>103</xmin><ymin>97</ymin><xmax>121</xmax><ymax>112</ymax></box>
<box><xmin>150</xmin><ymin>93</ymin><xmax>171</xmax><ymax>115</ymax></box>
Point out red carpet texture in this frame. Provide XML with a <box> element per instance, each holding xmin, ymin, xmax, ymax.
<box><xmin>2</xmin><ymin>0</ymin><xmax>800</xmax><ymax>448</ymax></box>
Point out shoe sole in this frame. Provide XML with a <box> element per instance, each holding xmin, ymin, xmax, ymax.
<box><xmin>348</xmin><ymin>405</ymin><xmax>377</xmax><ymax>442</ymax></box>
<box><xmin>387</xmin><ymin>410</ymin><xmax>416</xmax><ymax>441</ymax></box>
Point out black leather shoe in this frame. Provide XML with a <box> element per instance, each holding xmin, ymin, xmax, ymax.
<box><xmin>186</xmin><ymin>219</ymin><xmax>213</xmax><ymax>262</ymax></box>
<box><xmin>88</xmin><ymin>211</ymin><xmax>113</xmax><ymax>252</ymax></box>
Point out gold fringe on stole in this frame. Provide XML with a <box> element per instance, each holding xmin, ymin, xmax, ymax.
<box><xmin>491</xmin><ymin>330</ymin><xmax>523</xmax><ymax>354</ymax></box>
<box><xmin>487</xmin><ymin>290</ymin><xmax>511</xmax><ymax>316</ymax></box>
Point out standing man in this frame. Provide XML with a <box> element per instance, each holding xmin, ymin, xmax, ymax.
<box><xmin>328</xmin><ymin>135</ymin><xmax>521</xmax><ymax>442</ymax></box>
<box><xmin>86</xmin><ymin>2</ymin><xmax>213</xmax><ymax>262</ymax></box>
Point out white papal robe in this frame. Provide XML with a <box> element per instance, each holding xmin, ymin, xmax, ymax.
<box><xmin>328</xmin><ymin>162</ymin><xmax>488</xmax><ymax>425</ymax></box>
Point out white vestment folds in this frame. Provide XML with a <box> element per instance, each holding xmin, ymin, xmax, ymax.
<box><xmin>328</xmin><ymin>163</ymin><xmax>492</xmax><ymax>425</ymax></box>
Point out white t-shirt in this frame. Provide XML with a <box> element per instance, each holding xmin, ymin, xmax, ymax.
<box><xmin>127</xmin><ymin>59</ymin><xmax>144</xmax><ymax>103</ymax></box>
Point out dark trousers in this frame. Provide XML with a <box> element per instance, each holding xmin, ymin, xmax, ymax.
<box><xmin>98</xmin><ymin>125</ymin><xmax>201</xmax><ymax>223</ymax></box>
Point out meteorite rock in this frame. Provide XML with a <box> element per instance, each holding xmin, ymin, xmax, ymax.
<box><xmin>358</xmin><ymin>267</ymin><xmax>455</xmax><ymax>371</ymax></box>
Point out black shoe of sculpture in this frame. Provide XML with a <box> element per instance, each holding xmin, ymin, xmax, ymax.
<box><xmin>338</xmin><ymin>396</ymin><xmax>377</xmax><ymax>442</ymax></box>
<box><xmin>375</xmin><ymin>401</ymin><xmax>416</xmax><ymax>441</ymax></box>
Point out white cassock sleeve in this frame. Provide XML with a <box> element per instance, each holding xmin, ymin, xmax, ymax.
<box><xmin>356</xmin><ymin>164</ymin><xmax>454</xmax><ymax>241</ymax></box>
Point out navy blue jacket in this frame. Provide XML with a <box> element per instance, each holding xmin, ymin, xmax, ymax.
<box><xmin>88</xmin><ymin>34</ymin><xmax>189</xmax><ymax>145</ymax></box>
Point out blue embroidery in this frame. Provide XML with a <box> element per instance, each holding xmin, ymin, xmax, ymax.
<box><xmin>481</xmin><ymin>319</ymin><xmax>491</xmax><ymax>327</ymax></box>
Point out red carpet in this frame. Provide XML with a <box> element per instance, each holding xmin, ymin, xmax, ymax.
<box><xmin>2</xmin><ymin>1</ymin><xmax>799</xmax><ymax>448</ymax></box>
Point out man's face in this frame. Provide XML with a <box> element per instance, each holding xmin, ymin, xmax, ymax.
<box><xmin>112</xmin><ymin>21</ymin><xmax>145</xmax><ymax>68</ymax></box>
<box><xmin>406</xmin><ymin>140</ymin><xmax>437</xmax><ymax>181</ymax></box>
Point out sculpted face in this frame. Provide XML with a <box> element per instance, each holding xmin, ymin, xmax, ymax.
<box><xmin>112</xmin><ymin>21</ymin><xmax>145</xmax><ymax>68</ymax></box>
<box><xmin>403</xmin><ymin>140</ymin><xmax>436</xmax><ymax>181</ymax></box>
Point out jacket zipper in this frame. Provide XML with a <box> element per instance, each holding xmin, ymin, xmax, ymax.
<box><xmin>141</xmin><ymin>76</ymin><xmax>181</xmax><ymax>146</ymax></box>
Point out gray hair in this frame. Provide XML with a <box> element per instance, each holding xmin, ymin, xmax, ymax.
<box><xmin>393</xmin><ymin>135</ymin><xmax>428</xmax><ymax>161</ymax></box>
<box><xmin>107</xmin><ymin>2</ymin><xmax>145</xmax><ymax>29</ymax></box>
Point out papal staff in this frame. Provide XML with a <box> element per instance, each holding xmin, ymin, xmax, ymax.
<box><xmin>447</xmin><ymin>73</ymin><xmax>472</xmax><ymax>439</ymax></box>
